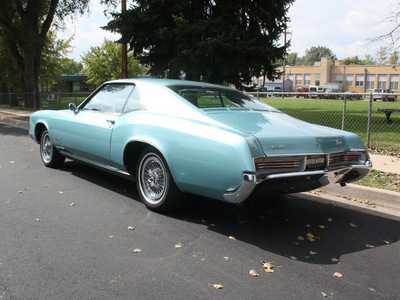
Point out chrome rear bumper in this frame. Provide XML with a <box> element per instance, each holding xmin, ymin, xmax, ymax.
<box><xmin>223</xmin><ymin>160</ymin><xmax>372</xmax><ymax>203</ymax></box>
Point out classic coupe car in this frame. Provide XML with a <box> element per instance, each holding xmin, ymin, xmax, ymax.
<box><xmin>30</xmin><ymin>79</ymin><xmax>372</xmax><ymax>211</ymax></box>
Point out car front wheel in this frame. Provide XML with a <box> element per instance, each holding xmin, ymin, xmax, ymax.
<box><xmin>136</xmin><ymin>147</ymin><xmax>182</xmax><ymax>212</ymax></box>
<box><xmin>40</xmin><ymin>130</ymin><xmax>65</xmax><ymax>169</ymax></box>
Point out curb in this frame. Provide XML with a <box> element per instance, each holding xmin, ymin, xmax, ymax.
<box><xmin>323</xmin><ymin>184</ymin><xmax>400</xmax><ymax>211</ymax></box>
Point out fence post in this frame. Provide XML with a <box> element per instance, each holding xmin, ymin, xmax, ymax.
<box><xmin>341</xmin><ymin>98</ymin><xmax>346</xmax><ymax>130</ymax></box>
<box><xmin>257</xmin><ymin>91</ymin><xmax>260</xmax><ymax>100</ymax></box>
<box><xmin>366</xmin><ymin>92</ymin><xmax>373</xmax><ymax>148</ymax></box>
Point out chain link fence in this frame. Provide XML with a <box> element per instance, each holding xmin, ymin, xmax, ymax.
<box><xmin>247</xmin><ymin>92</ymin><xmax>400</xmax><ymax>152</ymax></box>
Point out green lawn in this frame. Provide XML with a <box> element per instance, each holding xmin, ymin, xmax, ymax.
<box><xmin>261</xmin><ymin>98</ymin><xmax>400</xmax><ymax>152</ymax></box>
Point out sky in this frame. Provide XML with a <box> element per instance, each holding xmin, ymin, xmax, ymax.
<box><xmin>59</xmin><ymin>0</ymin><xmax>400</xmax><ymax>62</ymax></box>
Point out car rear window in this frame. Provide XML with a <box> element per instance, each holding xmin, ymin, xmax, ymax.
<box><xmin>167</xmin><ymin>85</ymin><xmax>277</xmax><ymax>111</ymax></box>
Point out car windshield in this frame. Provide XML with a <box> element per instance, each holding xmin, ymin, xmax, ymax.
<box><xmin>167</xmin><ymin>85</ymin><xmax>277</xmax><ymax>111</ymax></box>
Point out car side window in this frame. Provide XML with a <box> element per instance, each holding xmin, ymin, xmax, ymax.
<box><xmin>82</xmin><ymin>84</ymin><xmax>134</xmax><ymax>113</ymax></box>
<box><xmin>122</xmin><ymin>86</ymin><xmax>143</xmax><ymax>112</ymax></box>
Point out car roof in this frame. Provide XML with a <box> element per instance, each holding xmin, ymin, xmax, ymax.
<box><xmin>105</xmin><ymin>78</ymin><xmax>224</xmax><ymax>88</ymax></box>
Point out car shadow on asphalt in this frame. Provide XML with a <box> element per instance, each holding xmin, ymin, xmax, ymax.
<box><xmin>0</xmin><ymin>122</ymin><xmax>28</xmax><ymax>137</ymax></box>
<box><xmin>60</xmin><ymin>160</ymin><xmax>400</xmax><ymax>265</ymax></box>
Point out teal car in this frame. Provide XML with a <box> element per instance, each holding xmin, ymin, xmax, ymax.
<box><xmin>30</xmin><ymin>79</ymin><xmax>372</xmax><ymax>211</ymax></box>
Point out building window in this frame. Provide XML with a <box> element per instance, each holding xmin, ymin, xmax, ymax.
<box><xmin>390</xmin><ymin>75</ymin><xmax>399</xmax><ymax>90</ymax></box>
<box><xmin>334</xmin><ymin>74</ymin><xmax>343</xmax><ymax>84</ymax></box>
<box><xmin>345</xmin><ymin>75</ymin><xmax>353</xmax><ymax>87</ymax></box>
<box><xmin>378</xmin><ymin>74</ymin><xmax>387</xmax><ymax>89</ymax></box>
<box><xmin>355</xmin><ymin>74</ymin><xmax>364</xmax><ymax>87</ymax></box>
<box><xmin>315</xmin><ymin>74</ymin><xmax>321</xmax><ymax>79</ymax></box>
<box><xmin>366</xmin><ymin>74</ymin><xmax>375</xmax><ymax>90</ymax></box>
<box><xmin>295</xmin><ymin>74</ymin><xmax>302</xmax><ymax>85</ymax></box>
<box><xmin>304</xmin><ymin>74</ymin><xmax>311</xmax><ymax>85</ymax></box>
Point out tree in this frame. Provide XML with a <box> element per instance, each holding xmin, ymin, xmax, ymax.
<box><xmin>104</xmin><ymin>0</ymin><xmax>294</xmax><ymax>88</ymax></box>
<box><xmin>343</xmin><ymin>56</ymin><xmax>364</xmax><ymax>65</ymax></box>
<box><xmin>388</xmin><ymin>50</ymin><xmax>399</xmax><ymax>64</ymax></box>
<box><xmin>81</xmin><ymin>39</ymin><xmax>149</xmax><ymax>87</ymax></box>
<box><xmin>363</xmin><ymin>54</ymin><xmax>376</xmax><ymax>65</ymax></box>
<box><xmin>376</xmin><ymin>46</ymin><xmax>388</xmax><ymax>64</ymax></box>
<box><xmin>39</xmin><ymin>31</ymin><xmax>74</xmax><ymax>91</ymax></box>
<box><xmin>302</xmin><ymin>46</ymin><xmax>337</xmax><ymax>66</ymax></box>
<box><xmin>0</xmin><ymin>0</ymin><xmax>89</xmax><ymax>108</ymax></box>
<box><xmin>286</xmin><ymin>53</ymin><xmax>299</xmax><ymax>66</ymax></box>
<box><xmin>61</xmin><ymin>59</ymin><xmax>83</xmax><ymax>75</ymax></box>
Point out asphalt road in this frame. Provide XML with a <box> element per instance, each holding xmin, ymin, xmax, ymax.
<box><xmin>1</xmin><ymin>122</ymin><xmax>400</xmax><ymax>300</ymax></box>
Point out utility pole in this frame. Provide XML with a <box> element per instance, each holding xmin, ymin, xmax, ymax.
<box><xmin>121</xmin><ymin>0</ymin><xmax>128</xmax><ymax>79</ymax></box>
<box><xmin>282</xmin><ymin>25</ymin><xmax>286</xmax><ymax>99</ymax></box>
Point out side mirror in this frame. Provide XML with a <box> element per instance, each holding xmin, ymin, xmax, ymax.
<box><xmin>69</xmin><ymin>102</ymin><xmax>77</xmax><ymax>112</ymax></box>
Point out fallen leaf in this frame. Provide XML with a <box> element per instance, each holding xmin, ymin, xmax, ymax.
<box><xmin>128</xmin><ymin>226</ymin><xmax>135</xmax><ymax>230</ymax></box>
<box><xmin>209</xmin><ymin>284</ymin><xmax>223</xmax><ymax>289</ymax></box>
<box><xmin>321</xmin><ymin>292</ymin><xmax>328</xmax><ymax>297</ymax></box>
<box><xmin>309</xmin><ymin>251</ymin><xmax>318</xmax><ymax>255</ymax></box>
<box><xmin>58</xmin><ymin>191</ymin><xmax>64</xmax><ymax>194</ymax></box>
<box><xmin>331</xmin><ymin>258</ymin><xmax>339</xmax><ymax>264</ymax></box>
<box><xmin>333</xmin><ymin>272</ymin><xmax>343</xmax><ymax>278</ymax></box>
<box><xmin>297</xmin><ymin>236</ymin><xmax>305</xmax><ymax>241</ymax></box>
<box><xmin>109</xmin><ymin>236</ymin><xmax>114</xmax><ymax>238</ymax></box>
<box><xmin>365</xmin><ymin>244</ymin><xmax>375</xmax><ymax>249</ymax></box>
<box><xmin>9</xmin><ymin>161</ymin><xmax>15</xmax><ymax>164</ymax></box>
<box><xmin>223</xmin><ymin>257</ymin><xmax>230</xmax><ymax>261</ymax></box>
<box><xmin>350</xmin><ymin>223</ymin><xmax>358</xmax><ymax>228</ymax></box>
<box><xmin>228</xmin><ymin>236</ymin><xmax>236</xmax><ymax>240</ymax></box>
<box><xmin>319</xmin><ymin>225</ymin><xmax>326</xmax><ymax>229</ymax></box>
<box><xmin>69</xmin><ymin>202</ymin><xmax>75</xmax><ymax>207</ymax></box>
<box><xmin>210</xmin><ymin>223</ymin><xmax>217</xmax><ymax>227</ymax></box>
<box><xmin>290</xmin><ymin>256</ymin><xmax>297</xmax><ymax>260</ymax></box>
<box><xmin>132</xmin><ymin>249</ymin><xmax>142</xmax><ymax>253</ymax></box>
<box><xmin>174</xmin><ymin>243</ymin><xmax>183</xmax><ymax>249</ymax></box>
<box><xmin>306</xmin><ymin>224</ymin><xmax>312</xmax><ymax>228</ymax></box>
<box><xmin>17</xmin><ymin>191</ymin><xmax>22</xmax><ymax>194</ymax></box>
<box><xmin>327</xmin><ymin>218</ymin><xmax>333</xmax><ymax>222</ymax></box>
<box><xmin>383</xmin><ymin>240</ymin><xmax>391</xmax><ymax>245</ymax></box>
<box><xmin>249</xmin><ymin>269</ymin><xmax>259</xmax><ymax>277</ymax></box>
<box><xmin>35</xmin><ymin>218</ymin><xmax>40</xmax><ymax>222</ymax></box>
<box><xmin>368</xmin><ymin>287</ymin><xmax>377</xmax><ymax>292</ymax></box>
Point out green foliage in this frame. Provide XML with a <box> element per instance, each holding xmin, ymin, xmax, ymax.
<box><xmin>286</xmin><ymin>53</ymin><xmax>299</xmax><ymax>66</ymax></box>
<box><xmin>343</xmin><ymin>56</ymin><xmax>364</xmax><ymax>65</ymax></box>
<box><xmin>303</xmin><ymin>46</ymin><xmax>337</xmax><ymax>66</ymax></box>
<box><xmin>39</xmin><ymin>31</ymin><xmax>74</xmax><ymax>89</ymax></box>
<box><xmin>376</xmin><ymin>46</ymin><xmax>388</xmax><ymax>65</ymax></box>
<box><xmin>363</xmin><ymin>54</ymin><xmax>376</xmax><ymax>65</ymax></box>
<box><xmin>388</xmin><ymin>50</ymin><xmax>399</xmax><ymax>65</ymax></box>
<box><xmin>104</xmin><ymin>0</ymin><xmax>294</xmax><ymax>87</ymax></box>
<box><xmin>81</xmin><ymin>39</ymin><xmax>149</xmax><ymax>86</ymax></box>
<box><xmin>0</xmin><ymin>0</ymin><xmax>90</xmax><ymax>107</ymax></box>
<box><xmin>61</xmin><ymin>59</ymin><xmax>83</xmax><ymax>75</ymax></box>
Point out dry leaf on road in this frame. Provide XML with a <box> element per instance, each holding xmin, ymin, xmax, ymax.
<box><xmin>249</xmin><ymin>269</ymin><xmax>259</xmax><ymax>277</ymax></box>
<box><xmin>209</xmin><ymin>284</ymin><xmax>223</xmax><ymax>289</ymax></box>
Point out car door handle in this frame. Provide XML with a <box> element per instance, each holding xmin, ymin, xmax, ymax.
<box><xmin>106</xmin><ymin>120</ymin><xmax>115</xmax><ymax>125</ymax></box>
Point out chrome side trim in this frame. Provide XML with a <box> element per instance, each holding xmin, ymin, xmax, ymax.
<box><xmin>62</xmin><ymin>153</ymin><xmax>133</xmax><ymax>181</ymax></box>
<box><xmin>223</xmin><ymin>159</ymin><xmax>372</xmax><ymax>204</ymax></box>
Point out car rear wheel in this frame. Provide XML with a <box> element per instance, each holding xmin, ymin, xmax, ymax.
<box><xmin>136</xmin><ymin>147</ymin><xmax>182</xmax><ymax>212</ymax></box>
<box><xmin>40</xmin><ymin>130</ymin><xmax>65</xmax><ymax>169</ymax></box>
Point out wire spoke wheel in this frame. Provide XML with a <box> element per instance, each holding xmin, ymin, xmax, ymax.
<box><xmin>39</xmin><ymin>129</ymin><xmax>65</xmax><ymax>169</ymax></box>
<box><xmin>41</xmin><ymin>131</ymin><xmax>54</xmax><ymax>164</ymax></box>
<box><xmin>140</xmin><ymin>154</ymin><xmax>167</xmax><ymax>203</ymax></box>
<box><xmin>136</xmin><ymin>147</ymin><xmax>183</xmax><ymax>211</ymax></box>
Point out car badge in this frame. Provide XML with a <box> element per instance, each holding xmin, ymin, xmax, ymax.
<box><xmin>268</xmin><ymin>145</ymin><xmax>286</xmax><ymax>149</ymax></box>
